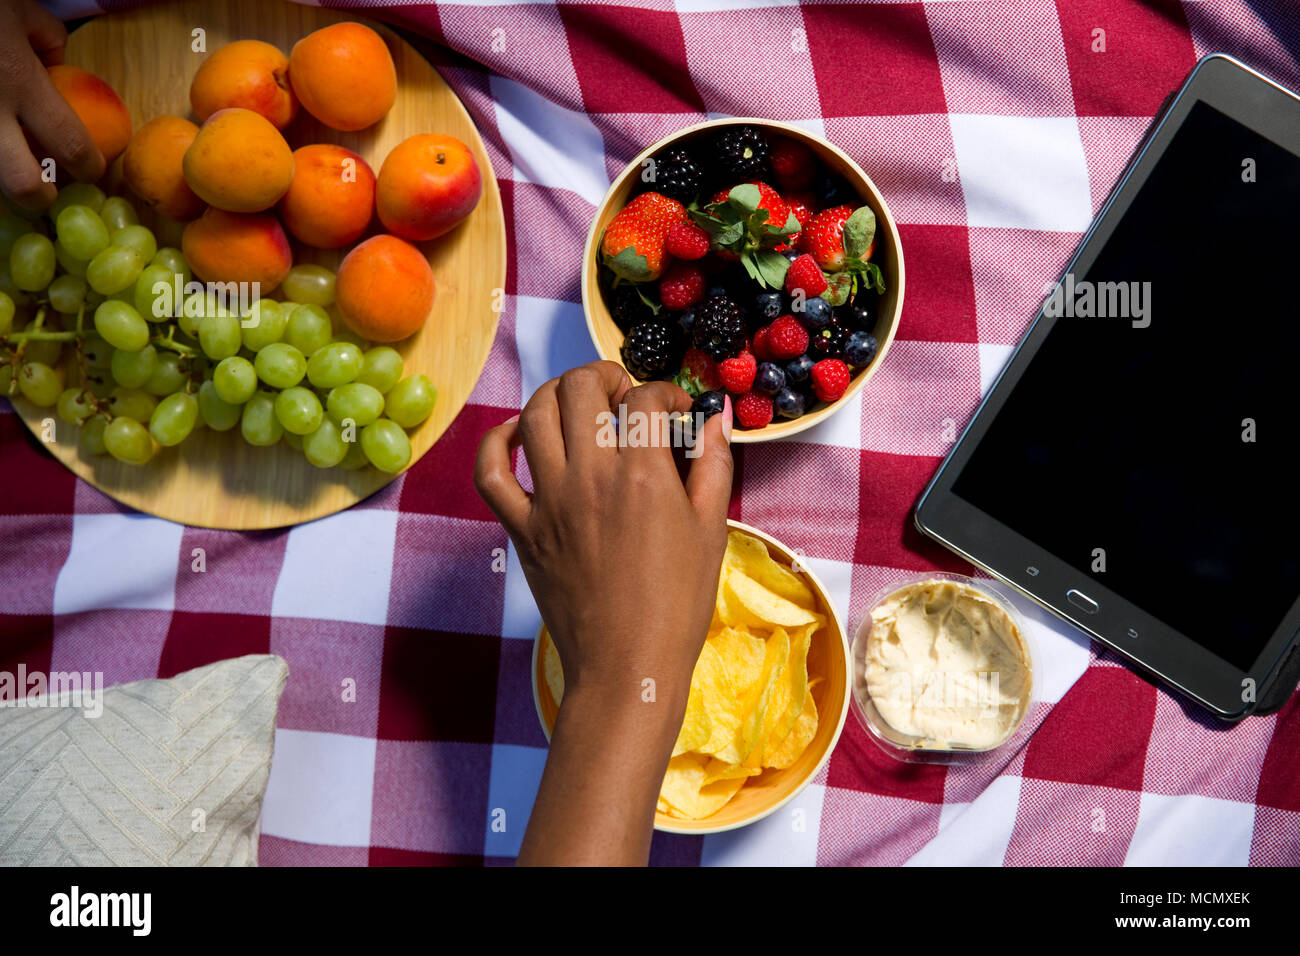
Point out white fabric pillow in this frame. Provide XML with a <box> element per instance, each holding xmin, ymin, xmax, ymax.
<box><xmin>0</xmin><ymin>654</ymin><xmax>288</xmax><ymax>866</ymax></box>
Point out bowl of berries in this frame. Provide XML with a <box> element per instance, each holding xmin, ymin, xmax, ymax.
<box><xmin>583</xmin><ymin>118</ymin><xmax>903</xmax><ymax>440</ymax></box>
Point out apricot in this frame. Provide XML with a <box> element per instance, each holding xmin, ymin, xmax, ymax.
<box><xmin>289</xmin><ymin>23</ymin><xmax>396</xmax><ymax>132</ymax></box>
<box><xmin>123</xmin><ymin>116</ymin><xmax>205</xmax><ymax>221</ymax></box>
<box><xmin>181</xmin><ymin>208</ymin><xmax>292</xmax><ymax>290</ymax></box>
<box><xmin>335</xmin><ymin>235</ymin><xmax>434</xmax><ymax>343</ymax></box>
<box><xmin>376</xmin><ymin>134</ymin><xmax>482</xmax><ymax>242</ymax></box>
<box><xmin>46</xmin><ymin>65</ymin><xmax>132</xmax><ymax>165</ymax></box>
<box><xmin>183</xmin><ymin>108</ymin><xmax>293</xmax><ymax>213</ymax></box>
<box><xmin>277</xmin><ymin>144</ymin><xmax>375</xmax><ymax>249</ymax></box>
<box><xmin>190</xmin><ymin>40</ymin><xmax>297</xmax><ymax>130</ymax></box>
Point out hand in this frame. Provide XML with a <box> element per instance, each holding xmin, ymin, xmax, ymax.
<box><xmin>0</xmin><ymin>0</ymin><xmax>104</xmax><ymax>210</ymax></box>
<box><xmin>475</xmin><ymin>360</ymin><xmax>734</xmax><ymax>865</ymax></box>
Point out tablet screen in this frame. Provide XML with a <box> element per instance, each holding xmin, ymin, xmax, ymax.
<box><xmin>953</xmin><ymin>100</ymin><xmax>1300</xmax><ymax>671</ymax></box>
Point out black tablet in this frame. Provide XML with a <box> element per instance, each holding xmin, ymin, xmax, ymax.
<box><xmin>915</xmin><ymin>55</ymin><xmax>1300</xmax><ymax>720</ymax></box>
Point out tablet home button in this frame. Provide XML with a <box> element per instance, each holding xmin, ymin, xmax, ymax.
<box><xmin>1067</xmin><ymin>589</ymin><xmax>1100</xmax><ymax>614</ymax></box>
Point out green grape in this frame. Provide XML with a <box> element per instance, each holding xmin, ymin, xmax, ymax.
<box><xmin>241</xmin><ymin>299</ymin><xmax>287</xmax><ymax>351</ymax></box>
<box><xmin>197</xmin><ymin>380</ymin><xmax>241</xmax><ymax>431</ymax></box>
<box><xmin>306</xmin><ymin>341</ymin><xmax>363</xmax><ymax>389</ymax></box>
<box><xmin>303</xmin><ymin>417</ymin><xmax>347</xmax><ymax>468</ymax></box>
<box><xmin>338</xmin><ymin>439</ymin><xmax>369</xmax><ymax>470</ymax></box>
<box><xmin>274</xmin><ymin>386</ymin><xmax>323</xmax><ymax>435</ymax></box>
<box><xmin>149</xmin><ymin>391</ymin><xmax>198</xmax><ymax>446</ymax></box>
<box><xmin>93</xmin><ymin>300</ymin><xmax>150</xmax><ymax>351</ymax></box>
<box><xmin>212</xmin><ymin>355</ymin><xmax>257</xmax><ymax>404</ymax></box>
<box><xmin>53</xmin><ymin>240</ymin><xmax>89</xmax><ymax>278</ymax></box>
<box><xmin>254</xmin><ymin>342</ymin><xmax>305</xmax><ymax>388</ymax></box>
<box><xmin>103</xmin><ymin>416</ymin><xmax>155</xmax><ymax>464</ymax></box>
<box><xmin>55</xmin><ymin>205</ymin><xmax>110</xmax><ymax>261</ymax></box>
<box><xmin>361</xmin><ymin>419</ymin><xmax>411</xmax><ymax>473</ymax></box>
<box><xmin>17</xmin><ymin>362</ymin><xmax>61</xmax><ymax>406</ymax></box>
<box><xmin>279</xmin><ymin>264</ymin><xmax>336</xmax><ymax>307</ymax></box>
<box><xmin>0</xmin><ymin>212</ymin><xmax>31</xmax><ymax>260</ymax></box>
<box><xmin>81</xmin><ymin>336</ymin><xmax>112</xmax><ymax>369</ymax></box>
<box><xmin>151</xmin><ymin>247</ymin><xmax>189</xmax><ymax>282</ymax></box>
<box><xmin>0</xmin><ymin>290</ymin><xmax>14</xmax><ymax>336</ymax></box>
<box><xmin>10</xmin><ymin>233</ymin><xmax>55</xmax><ymax>291</ymax></box>
<box><xmin>326</xmin><ymin>381</ymin><xmax>384</xmax><ymax>427</ymax></box>
<box><xmin>0</xmin><ymin>364</ymin><xmax>12</xmax><ymax>395</ymax></box>
<box><xmin>107</xmin><ymin>386</ymin><xmax>158</xmax><ymax>422</ymax></box>
<box><xmin>50</xmin><ymin>183</ymin><xmax>105</xmax><ymax>219</ymax></box>
<box><xmin>80</xmin><ymin>413</ymin><xmax>110</xmax><ymax>455</ymax></box>
<box><xmin>356</xmin><ymin>346</ymin><xmax>403</xmax><ymax>394</ymax></box>
<box><xmin>283</xmin><ymin>429</ymin><xmax>303</xmax><ymax>450</ymax></box>
<box><xmin>240</xmin><ymin>391</ymin><xmax>283</xmax><ymax>446</ymax></box>
<box><xmin>0</xmin><ymin>261</ymin><xmax>30</xmax><ymax>306</ymax></box>
<box><xmin>385</xmin><ymin>373</ymin><xmax>437</xmax><ymax>428</ymax></box>
<box><xmin>47</xmin><ymin>274</ymin><xmax>88</xmax><ymax>315</ymax></box>
<box><xmin>284</xmin><ymin>304</ymin><xmax>332</xmax><ymax>356</ymax></box>
<box><xmin>144</xmin><ymin>351</ymin><xmax>187</xmax><ymax>396</ymax></box>
<box><xmin>177</xmin><ymin>298</ymin><xmax>203</xmax><ymax>338</ymax></box>
<box><xmin>86</xmin><ymin>244</ymin><xmax>144</xmax><ymax>295</ymax></box>
<box><xmin>20</xmin><ymin>321</ymin><xmax>62</xmax><ymax>366</ymax></box>
<box><xmin>109</xmin><ymin>343</ymin><xmax>157</xmax><ymax>389</ymax></box>
<box><xmin>83</xmin><ymin>372</ymin><xmax>114</xmax><ymax>399</ymax></box>
<box><xmin>111</xmin><ymin>225</ymin><xmax>156</xmax><ymax>263</ymax></box>
<box><xmin>56</xmin><ymin>387</ymin><xmax>95</xmax><ymax>425</ymax></box>
<box><xmin>199</xmin><ymin>312</ymin><xmax>241</xmax><ymax>360</ymax></box>
<box><xmin>99</xmin><ymin>197</ymin><xmax>137</xmax><ymax>232</ymax></box>
<box><xmin>133</xmin><ymin>264</ymin><xmax>177</xmax><ymax>322</ymax></box>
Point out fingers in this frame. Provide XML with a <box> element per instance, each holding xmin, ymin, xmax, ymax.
<box><xmin>474</xmin><ymin>417</ymin><xmax>530</xmax><ymax>536</ymax></box>
<box><xmin>23</xmin><ymin>2</ymin><xmax>68</xmax><ymax>65</ymax></box>
<box><xmin>517</xmin><ymin>379</ymin><xmax>565</xmax><ymax>489</ymax></box>
<box><xmin>19</xmin><ymin>69</ymin><xmax>105</xmax><ymax>185</ymax></box>
<box><xmin>620</xmin><ymin>380</ymin><xmax>693</xmax><ymax>469</ymax></box>
<box><xmin>555</xmin><ymin>361</ymin><xmax>632</xmax><ymax>464</ymax></box>
<box><xmin>685</xmin><ymin>404</ymin><xmax>734</xmax><ymax>529</ymax></box>
<box><xmin>0</xmin><ymin>119</ymin><xmax>55</xmax><ymax>210</ymax></box>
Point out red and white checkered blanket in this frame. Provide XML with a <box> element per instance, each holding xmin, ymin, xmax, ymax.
<box><xmin>3</xmin><ymin>0</ymin><xmax>1299</xmax><ymax>866</ymax></box>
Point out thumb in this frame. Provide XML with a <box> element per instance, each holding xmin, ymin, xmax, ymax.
<box><xmin>685</xmin><ymin>397</ymin><xmax>734</xmax><ymax>526</ymax></box>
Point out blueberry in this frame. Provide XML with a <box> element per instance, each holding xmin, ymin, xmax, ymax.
<box><xmin>754</xmin><ymin>362</ymin><xmax>786</xmax><ymax>397</ymax></box>
<box><xmin>678</xmin><ymin>308</ymin><xmax>696</xmax><ymax>335</ymax></box>
<box><xmin>691</xmin><ymin>390</ymin><xmax>726</xmax><ymax>420</ymax></box>
<box><xmin>785</xmin><ymin>354</ymin><xmax>814</xmax><ymax>385</ymax></box>
<box><xmin>780</xmin><ymin>248</ymin><xmax>800</xmax><ymax>263</ymax></box>
<box><xmin>817</xmin><ymin>172</ymin><xmax>854</xmax><ymax>207</ymax></box>
<box><xmin>755</xmin><ymin>292</ymin><xmax>783</xmax><ymax>322</ymax></box>
<box><xmin>838</xmin><ymin>302</ymin><xmax>874</xmax><ymax>331</ymax></box>
<box><xmin>844</xmin><ymin>331</ymin><xmax>878</xmax><ymax>369</ymax></box>
<box><xmin>774</xmin><ymin>387</ymin><xmax>805</xmax><ymax>420</ymax></box>
<box><xmin>707</xmin><ymin>283</ymin><xmax>729</xmax><ymax>298</ymax></box>
<box><xmin>798</xmin><ymin>296</ymin><xmax>832</xmax><ymax>331</ymax></box>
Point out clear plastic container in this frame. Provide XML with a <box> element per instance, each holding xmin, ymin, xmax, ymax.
<box><xmin>850</xmin><ymin>572</ymin><xmax>1037</xmax><ymax>764</ymax></box>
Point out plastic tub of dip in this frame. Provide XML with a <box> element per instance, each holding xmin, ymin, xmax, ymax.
<box><xmin>850</xmin><ymin>572</ymin><xmax>1035</xmax><ymax>763</ymax></box>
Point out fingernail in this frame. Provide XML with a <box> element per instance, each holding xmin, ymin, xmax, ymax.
<box><xmin>721</xmin><ymin>396</ymin><xmax>732</xmax><ymax>443</ymax></box>
<box><xmin>504</xmin><ymin>414</ymin><xmax>519</xmax><ymax>424</ymax></box>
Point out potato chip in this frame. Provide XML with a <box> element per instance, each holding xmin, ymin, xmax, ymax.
<box><xmin>724</xmin><ymin>530</ymin><xmax>817</xmax><ymax>611</ymax></box>
<box><xmin>763</xmin><ymin>687</ymin><xmax>819</xmax><ymax>770</ymax></box>
<box><xmin>660</xmin><ymin>753</ymin><xmax>748</xmax><ymax>819</ymax></box>
<box><xmin>542</xmin><ymin>635</ymin><xmax>565</xmax><ymax>706</ymax></box>
<box><xmin>708</xmin><ymin>626</ymin><xmax>788</xmax><ymax>766</ymax></box>
<box><xmin>725</xmin><ymin>570</ymin><xmax>823</xmax><ymax>630</ymax></box>
<box><xmin>672</xmin><ymin>654</ymin><xmax>714</xmax><ymax>756</ymax></box>
<box><xmin>761</xmin><ymin>623</ymin><xmax>814</xmax><ymax>765</ymax></box>
<box><xmin>706</xmin><ymin>626</ymin><xmax>766</xmax><ymax>696</ymax></box>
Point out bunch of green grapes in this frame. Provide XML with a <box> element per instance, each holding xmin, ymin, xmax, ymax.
<box><xmin>1</xmin><ymin>184</ymin><xmax>437</xmax><ymax>474</ymax></box>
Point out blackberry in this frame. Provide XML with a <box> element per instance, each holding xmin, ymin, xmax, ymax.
<box><xmin>607</xmin><ymin>283</ymin><xmax>657</xmax><ymax>332</ymax></box>
<box><xmin>692</xmin><ymin>390</ymin><xmax>726</xmax><ymax>421</ymax></box>
<box><xmin>808</xmin><ymin>319</ymin><xmax>848</xmax><ymax>360</ymax></box>
<box><xmin>641</xmin><ymin>147</ymin><xmax>703</xmax><ymax>204</ymax></box>
<box><xmin>691</xmin><ymin>295</ymin><xmax>747</xmax><ymax>361</ymax></box>
<box><xmin>622</xmin><ymin>321</ymin><xmax>682</xmax><ymax>381</ymax></box>
<box><xmin>713</xmin><ymin>125</ymin><xmax>770</xmax><ymax>185</ymax></box>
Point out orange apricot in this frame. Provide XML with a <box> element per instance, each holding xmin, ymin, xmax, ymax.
<box><xmin>335</xmin><ymin>235</ymin><xmax>434</xmax><ymax>343</ymax></box>
<box><xmin>181</xmin><ymin>208</ymin><xmax>292</xmax><ymax>290</ymax></box>
<box><xmin>122</xmin><ymin>116</ymin><xmax>205</xmax><ymax>221</ymax></box>
<box><xmin>46</xmin><ymin>65</ymin><xmax>132</xmax><ymax>165</ymax></box>
<box><xmin>277</xmin><ymin>143</ymin><xmax>375</xmax><ymax>249</ymax></box>
<box><xmin>190</xmin><ymin>39</ymin><xmax>297</xmax><ymax>130</ymax></box>
<box><xmin>289</xmin><ymin>23</ymin><xmax>396</xmax><ymax>132</ymax></box>
<box><xmin>376</xmin><ymin>134</ymin><xmax>482</xmax><ymax>242</ymax></box>
<box><xmin>182</xmin><ymin>108</ymin><xmax>293</xmax><ymax>212</ymax></box>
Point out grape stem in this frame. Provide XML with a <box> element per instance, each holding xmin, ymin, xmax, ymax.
<box><xmin>152</xmin><ymin>330</ymin><xmax>197</xmax><ymax>357</ymax></box>
<box><xmin>4</xmin><ymin>306</ymin><xmax>73</xmax><ymax>342</ymax></box>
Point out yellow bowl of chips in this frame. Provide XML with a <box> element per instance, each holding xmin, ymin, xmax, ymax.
<box><xmin>531</xmin><ymin>520</ymin><xmax>850</xmax><ymax>834</ymax></box>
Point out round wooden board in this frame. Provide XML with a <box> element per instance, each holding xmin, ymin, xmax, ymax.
<box><xmin>10</xmin><ymin>0</ymin><xmax>506</xmax><ymax>529</ymax></box>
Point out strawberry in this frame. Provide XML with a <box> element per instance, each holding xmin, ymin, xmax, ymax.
<box><xmin>602</xmin><ymin>191</ymin><xmax>688</xmax><ymax>282</ymax></box>
<box><xmin>767</xmin><ymin>315</ymin><xmax>809</xmax><ymax>360</ymax></box>
<box><xmin>811</xmin><ymin>358</ymin><xmax>850</xmax><ymax>403</ymax></box>
<box><xmin>799</xmin><ymin>204</ymin><xmax>876</xmax><ymax>271</ymax></box>
<box><xmin>691</xmin><ymin>183</ymin><xmax>798</xmax><ymax>289</ymax></box>
<box><xmin>784</xmin><ymin>191</ymin><xmax>815</xmax><ymax>247</ymax></box>
<box><xmin>734</xmin><ymin>392</ymin><xmax>774</xmax><ymax>429</ymax></box>
<box><xmin>770</xmin><ymin>138</ymin><xmax>816</xmax><ymax>191</ymax></box>
<box><xmin>784</xmin><ymin>253</ymin><xmax>828</xmax><ymax>298</ymax></box>
<box><xmin>711</xmin><ymin>182</ymin><xmax>789</xmax><ymax>235</ymax></box>
<box><xmin>718</xmin><ymin>349</ymin><xmax>757</xmax><ymax>394</ymax></box>
<box><xmin>664</xmin><ymin>220</ymin><xmax>710</xmax><ymax>260</ymax></box>
<box><xmin>674</xmin><ymin>347</ymin><xmax>721</xmax><ymax>395</ymax></box>
<box><xmin>659</xmin><ymin>262</ymin><xmax>705</xmax><ymax>310</ymax></box>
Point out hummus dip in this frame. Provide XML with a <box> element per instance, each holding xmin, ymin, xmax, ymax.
<box><xmin>864</xmin><ymin>579</ymin><xmax>1030</xmax><ymax>750</ymax></box>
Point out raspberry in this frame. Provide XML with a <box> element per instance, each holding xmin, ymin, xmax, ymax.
<box><xmin>734</xmin><ymin>391</ymin><xmax>774</xmax><ymax>429</ymax></box>
<box><xmin>810</xmin><ymin>358</ymin><xmax>851</xmax><ymax>403</ymax></box>
<box><xmin>767</xmin><ymin>315</ymin><xmax>809</xmax><ymax>361</ymax></box>
<box><xmin>665</xmin><ymin>220</ymin><xmax>710</xmax><ymax>260</ymax></box>
<box><xmin>718</xmin><ymin>350</ymin><xmax>757</xmax><ymax>394</ymax></box>
<box><xmin>751</xmin><ymin>325</ymin><xmax>773</xmax><ymax>361</ymax></box>
<box><xmin>785</xmin><ymin>253</ymin><xmax>828</xmax><ymax>298</ymax></box>
<box><xmin>659</xmin><ymin>262</ymin><xmax>706</xmax><ymax>310</ymax></box>
<box><xmin>770</xmin><ymin>138</ymin><xmax>816</xmax><ymax>191</ymax></box>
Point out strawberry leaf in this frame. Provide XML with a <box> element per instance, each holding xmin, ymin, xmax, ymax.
<box><xmin>672</xmin><ymin>368</ymin><xmax>706</xmax><ymax>397</ymax></box>
<box><xmin>858</xmin><ymin>260</ymin><xmax>886</xmax><ymax>294</ymax></box>
<box><xmin>842</xmin><ymin>206</ymin><xmax>877</xmax><ymax>261</ymax></box>
<box><xmin>752</xmin><ymin>250</ymin><xmax>791</xmax><ymax>290</ymax></box>
<box><xmin>739</xmin><ymin>253</ymin><xmax>764</xmax><ymax>285</ymax></box>
<box><xmin>605</xmin><ymin>244</ymin><xmax>654</xmax><ymax>282</ymax></box>
<box><xmin>727</xmin><ymin>184</ymin><xmax>761</xmax><ymax>215</ymax></box>
<box><xmin>824</xmin><ymin>272</ymin><xmax>854</xmax><ymax>306</ymax></box>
